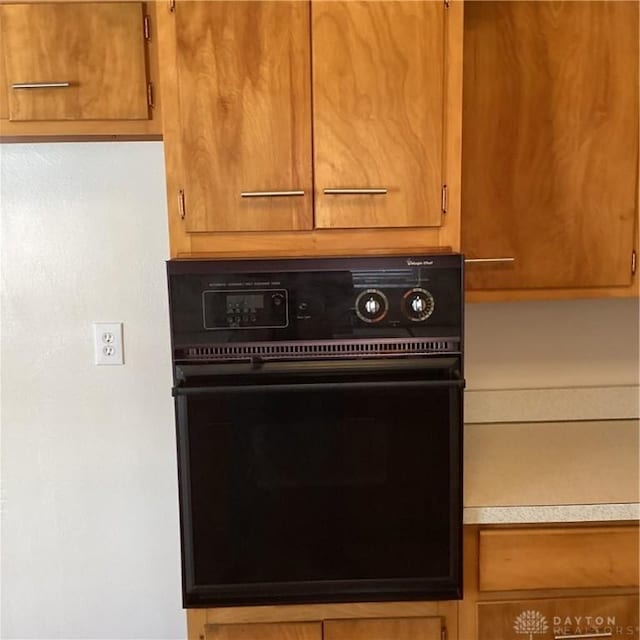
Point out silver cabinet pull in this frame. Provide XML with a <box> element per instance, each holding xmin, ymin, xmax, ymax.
<box><xmin>464</xmin><ymin>257</ymin><xmax>515</xmax><ymax>264</ymax></box>
<box><xmin>324</xmin><ymin>188</ymin><xmax>387</xmax><ymax>195</ymax></box>
<box><xmin>241</xmin><ymin>190</ymin><xmax>304</xmax><ymax>198</ymax></box>
<box><xmin>12</xmin><ymin>82</ymin><xmax>71</xmax><ymax>89</ymax></box>
<box><xmin>554</xmin><ymin>633</ymin><xmax>613</xmax><ymax>639</ymax></box>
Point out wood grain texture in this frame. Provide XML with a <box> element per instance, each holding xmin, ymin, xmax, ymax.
<box><xmin>1</xmin><ymin>2</ymin><xmax>149</xmax><ymax>121</ymax></box>
<box><xmin>175</xmin><ymin>1</ymin><xmax>312</xmax><ymax>233</ymax></box>
<box><xmin>313</xmin><ymin>1</ymin><xmax>445</xmax><ymax>229</ymax></box>
<box><xmin>462</xmin><ymin>1</ymin><xmax>639</xmax><ymax>290</ymax></box>
<box><xmin>478</xmin><ymin>596</ymin><xmax>640</xmax><ymax>640</ymax></box>
<box><xmin>188</xmin><ymin>609</ymin><xmax>208</xmax><ymax>640</ymax></box>
<box><xmin>200</xmin><ymin>601</ymin><xmax>456</xmax><ymax>625</ymax></box>
<box><xmin>206</xmin><ymin>622</ymin><xmax>321</xmax><ymax>640</ymax></box>
<box><xmin>324</xmin><ymin>617</ymin><xmax>442</xmax><ymax>640</ymax></box>
<box><xmin>0</xmin><ymin>11</ymin><xmax>8</xmax><ymax>121</ymax></box>
<box><xmin>465</xmin><ymin>278</ymin><xmax>639</xmax><ymax>302</ymax></box>
<box><xmin>439</xmin><ymin>0</ymin><xmax>464</xmax><ymax>253</ymax></box>
<box><xmin>479</xmin><ymin>526</ymin><xmax>640</xmax><ymax>592</ymax></box>
<box><xmin>185</xmin><ymin>228</ymin><xmax>449</xmax><ymax>258</ymax></box>
<box><xmin>156</xmin><ymin>0</ymin><xmax>191</xmax><ymax>256</ymax></box>
<box><xmin>160</xmin><ymin>0</ymin><xmax>463</xmax><ymax>256</ymax></box>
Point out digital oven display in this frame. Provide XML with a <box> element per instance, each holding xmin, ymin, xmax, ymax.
<box><xmin>226</xmin><ymin>294</ymin><xmax>265</xmax><ymax>310</ymax></box>
<box><xmin>203</xmin><ymin>289</ymin><xmax>288</xmax><ymax>330</ymax></box>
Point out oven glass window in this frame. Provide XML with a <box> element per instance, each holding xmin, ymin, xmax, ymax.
<box><xmin>181</xmin><ymin>382</ymin><xmax>458</xmax><ymax>586</ymax></box>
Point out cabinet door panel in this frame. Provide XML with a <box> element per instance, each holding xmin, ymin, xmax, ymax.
<box><xmin>324</xmin><ymin>617</ymin><xmax>442</xmax><ymax>640</ymax></box>
<box><xmin>479</xmin><ymin>596</ymin><xmax>640</xmax><ymax>640</ymax></box>
<box><xmin>479</xmin><ymin>526</ymin><xmax>639</xmax><ymax>592</ymax></box>
<box><xmin>175</xmin><ymin>1</ymin><xmax>313</xmax><ymax>233</ymax></box>
<box><xmin>1</xmin><ymin>3</ymin><xmax>149</xmax><ymax>122</ymax></box>
<box><xmin>313</xmin><ymin>1</ymin><xmax>445</xmax><ymax>229</ymax></box>
<box><xmin>206</xmin><ymin>622</ymin><xmax>321</xmax><ymax>640</ymax></box>
<box><xmin>462</xmin><ymin>1</ymin><xmax>638</xmax><ymax>290</ymax></box>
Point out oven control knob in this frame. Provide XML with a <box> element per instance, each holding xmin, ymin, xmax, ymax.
<box><xmin>355</xmin><ymin>289</ymin><xmax>388</xmax><ymax>324</ymax></box>
<box><xmin>403</xmin><ymin>288</ymin><xmax>435</xmax><ymax>322</ymax></box>
<box><xmin>365</xmin><ymin>297</ymin><xmax>380</xmax><ymax>315</ymax></box>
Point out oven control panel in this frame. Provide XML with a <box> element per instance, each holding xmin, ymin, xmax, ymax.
<box><xmin>168</xmin><ymin>254</ymin><xmax>463</xmax><ymax>343</ymax></box>
<box><xmin>203</xmin><ymin>289</ymin><xmax>288</xmax><ymax>329</ymax></box>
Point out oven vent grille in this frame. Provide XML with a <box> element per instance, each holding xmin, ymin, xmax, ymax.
<box><xmin>178</xmin><ymin>338</ymin><xmax>460</xmax><ymax>362</ymax></box>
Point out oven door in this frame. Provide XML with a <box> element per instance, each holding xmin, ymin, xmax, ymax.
<box><xmin>173</xmin><ymin>356</ymin><xmax>463</xmax><ymax>606</ymax></box>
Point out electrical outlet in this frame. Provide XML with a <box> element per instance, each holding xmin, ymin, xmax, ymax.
<box><xmin>93</xmin><ymin>322</ymin><xmax>124</xmax><ymax>365</ymax></box>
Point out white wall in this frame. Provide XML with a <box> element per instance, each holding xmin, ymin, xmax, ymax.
<box><xmin>1</xmin><ymin>143</ymin><xmax>184</xmax><ymax>640</ymax></box>
<box><xmin>465</xmin><ymin>297</ymin><xmax>639</xmax><ymax>390</ymax></box>
<box><xmin>1</xmin><ymin>142</ymin><xmax>638</xmax><ymax>640</ymax></box>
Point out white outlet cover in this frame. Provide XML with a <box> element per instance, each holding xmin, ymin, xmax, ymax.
<box><xmin>93</xmin><ymin>322</ymin><xmax>124</xmax><ymax>365</ymax></box>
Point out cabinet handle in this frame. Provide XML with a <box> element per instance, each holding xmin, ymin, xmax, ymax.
<box><xmin>323</xmin><ymin>188</ymin><xmax>388</xmax><ymax>195</ymax></box>
<box><xmin>241</xmin><ymin>190</ymin><xmax>304</xmax><ymax>198</ymax></box>
<box><xmin>464</xmin><ymin>257</ymin><xmax>515</xmax><ymax>264</ymax></box>
<box><xmin>554</xmin><ymin>633</ymin><xmax>613</xmax><ymax>639</ymax></box>
<box><xmin>12</xmin><ymin>82</ymin><xmax>71</xmax><ymax>89</ymax></box>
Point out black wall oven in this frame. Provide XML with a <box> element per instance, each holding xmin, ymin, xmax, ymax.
<box><xmin>168</xmin><ymin>255</ymin><xmax>464</xmax><ymax>607</ymax></box>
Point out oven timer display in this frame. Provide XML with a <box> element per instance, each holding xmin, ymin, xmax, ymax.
<box><xmin>203</xmin><ymin>289</ymin><xmax>288</xmax><ymax>330</ymax></box>
<box><xmin>227</xmin><ymin>293</ymin><xmax>265</xmax><ymax>310</ymax></box>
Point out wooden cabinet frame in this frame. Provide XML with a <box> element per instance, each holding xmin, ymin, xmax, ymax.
<box><xmin>187</xmin><ymin>601</ymin><xmax>458</xmax><ymax>640</ymax></box>
<box><xmin>0</xmin><ymin>1</ymin><xmax>162</xmax><ymax>140</ymax></box>
<box><xmin>461</xmin><ymin>1</ymin><xmax>639</xmax><ymax>302</ymax></box>
<box><xmin>459</xmin><ymin>524</ymin><xmax>640</xmax><ymax>640</ymax></box>
<box><xmin>157</xmin><ymin>0</ymin><xmax>463</xmax><ymax>258</ymax></box>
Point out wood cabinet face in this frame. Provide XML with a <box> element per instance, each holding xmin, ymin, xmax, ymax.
<box><xmin>324</xmin><ymin>617</ymin><xmax>443</xmax><ymax>640</ymax></box>
<box><xmin>479</xmin><ymin>526</ymin><xmax>640</xmax><ymax>592</ymax></box>
<box><xmin>0</xmin><ymin>3</ymin><xmax>149</xmax><ymax>122</ymax></box>
<box><xmin>462</xmin><ymin>1</ymin><xmax>638</xmax><ymax>291</ymax></box>
<box><xmin>312</xmin><ymin>1</ymin><xmax>446</xmax><ymax>230</ymax></box>
<box><xmin>174</xmin><ymin>1</ymin><xmax>313</xmax><ymax>233</ymax></box>
<box><xmin>478</xmin><ymin>596</ymin><xmax>640</xmax><ymax>640</ymax></box>
<box><xmin>168</xmin><ymin>0</ymin><xmax>450</xmax><ymax>237</ymax></box>
<box><xmin>206</xmin><ymin>622</ymin><xmax>322</xmax><ymax>640</ymax></box>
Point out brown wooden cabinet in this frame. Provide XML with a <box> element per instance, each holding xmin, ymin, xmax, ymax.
<box><xmin>159</xmin><ymin>0</ymin><xmax>463</xmax><ymax>257</ymax></box>
<box><xmin>206</xmin><ymin>622</ymin><xmax>322</xmax><ymax>640</ymax></box>
<box><xmin>478</xmin><ymin>596</ymin><xmax>639</xmax><ymax>640</ymax></box>
<box><xmin>173</xmin><ymin>1</ymin><xmax>313</xmax><ymax>234</ymax></box>
<box><xmin>187</xmin><ymin>604</ymin><xmax>456</xmax><ymax>640</ymax></box>
<box><xmin>324</xmin><ymin>617</ymin><xmax>443</xmax><ymax>640</ymax></box>
<box><xmin>201</xmin><ymin>617</ymin><xmax>444</xmax><ymax>640</ymax></box>
<box><xmin>0</xmin><ymin>2</ymin><xmax>161</xmax><ymax>139</ymax></box>
<box><xmin>460</xmin><ymin>524</ymin><xmax>640</xmax><ymax>640</ymax></box>
<box><xmin>312</xmin><ymin>2</ymin><xmax>446</xmax><ymax>231</ymax></box>
<box><xmin>462</xmin><ymin>1</ymin><xmax>639</xmax><ymax>301</ymax></box>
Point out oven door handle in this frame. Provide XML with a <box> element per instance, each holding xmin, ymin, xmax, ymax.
<box><xmin>173</xmin><ymin>378</ymin><xmax>464</xmax><ymax>396</ymax></box>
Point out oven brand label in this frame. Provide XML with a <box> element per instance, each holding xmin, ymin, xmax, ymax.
<box><xmin>406</xmin><ymin>259</ymin><xmax>434</xmax><ymax>266</ymax></box>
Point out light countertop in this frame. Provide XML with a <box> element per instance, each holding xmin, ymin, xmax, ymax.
<box><xmin>463</xmin><ymin>503</ymin><xmax>640</xmax><ymax>524</ymax></box>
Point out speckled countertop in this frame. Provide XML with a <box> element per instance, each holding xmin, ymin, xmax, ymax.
<box><xmin>463</xmin><ymin>503</ymin><xmax>640</xmax><ymax>524</ymax></box>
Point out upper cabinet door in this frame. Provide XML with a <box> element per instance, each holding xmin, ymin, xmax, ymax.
<box><xmin>0</xmin><ymin>3</ymin><xmax>149</xmax><ymax>122</ymax></box>
<box><xmin>175</xmin><ymin>1</ymin><xmax>313</xmax><ymax>233</ymax></box>
<box><xmin>462</xmin><ymin>1</ymin><xmax>639</xmax><ymax>291</ymax></box>
<box><xmin>312</xmin><ymin>1</ymin><xmax>447</xmax><ymax>229</ymax></box>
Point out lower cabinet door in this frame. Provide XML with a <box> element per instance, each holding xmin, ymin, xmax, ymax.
<box><xmin>324</xmin><ymin>617</ymin><xmax>443</xmax><ymax>640</ymax></box>
<box><xmin>478</xmin><ymin>596</ymin><xmax>640</xmax><ymax>640</ymax></box>
<box><xmin>206</xmin><ymin>622</ymin><xmax>322</xmax><ymax>640</ymax></box>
